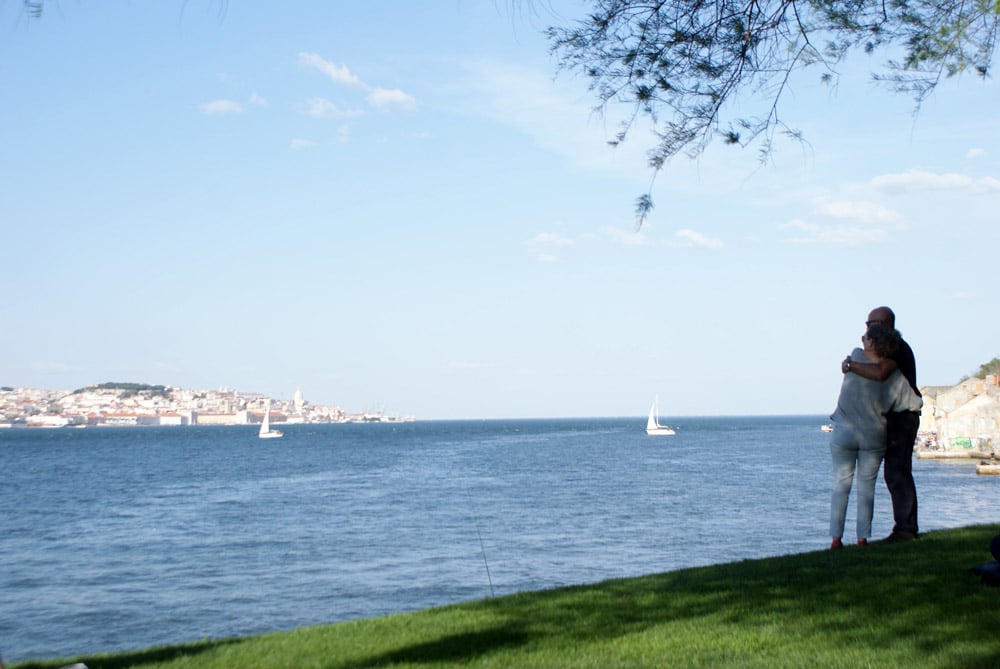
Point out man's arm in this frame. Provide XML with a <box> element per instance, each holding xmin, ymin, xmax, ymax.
<box><xmin>842</xmin><ymin>356</ymin><xmax>897</xmax><ymax>380</ymax></box>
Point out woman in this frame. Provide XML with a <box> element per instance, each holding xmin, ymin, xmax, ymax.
<box><xmin>828</xmin><ymin>323</ymin><xmax>922</xmax><ymax>549</ymax></box>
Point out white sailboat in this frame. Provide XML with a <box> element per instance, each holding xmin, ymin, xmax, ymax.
<box><xmin>646</xmin><ymin>396</ymin><xmax>675</xmax><ymax>436</ymax></box>
<box><xmin>258</xmin><ymin>405</ymin><xmax>283</xmax><ymax>440</ymax></box>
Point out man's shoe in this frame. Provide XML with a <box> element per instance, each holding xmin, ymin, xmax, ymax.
<box><xmin>857</xmin><ymin>538</ymin><xmax>868</xmax><ymax>547</ymax></box>
<box><xmin>880</xmin><ymin>532</ymin><xmax>917</xmax><ymax>543</ymax></box>
<box><xmin>830</xmin><ymin>538</ymin><xmax>844</xmax><ymax>550</ymax></box>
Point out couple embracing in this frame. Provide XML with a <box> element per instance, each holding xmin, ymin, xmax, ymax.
<box><xmin>828</xmin><ymin>306</ymin><xmax>922</xmax><ymax>550</ymax></box>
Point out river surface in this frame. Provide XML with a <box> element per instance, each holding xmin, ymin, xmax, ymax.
<box><xmin>2</xmin><ymin>416</ymin><xmax>997</xmax><ymax>663</ymax></box>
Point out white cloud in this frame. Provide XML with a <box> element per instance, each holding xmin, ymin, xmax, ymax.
<box><xmin>290</xmin><ymin>138</ymin><xmax>318</xmax><ymax>150</ymax></box>
<box><xmin>200</xmin><ymin>99</ymin><xmax>245</xmax><ymax>115</ymax></box>
<box><xmin>303</xmin><ymin>97</ymin><xmax>362</xmax><ymax>119</ymax></box>
<box><xmin>528</xmin><ymin>227</ymin><xmax>649</xmax><ymax>260</ymax></box>
<box><xmin>780</xmin><ymin>219</ymin><xmax>890</xmax><ymax>245</ymax></box>
<box><xmin>967</xmin><ymin>148</ymin><xmax>986</xmax><ymax>159</ymax></box>
<box><xmin>249</xmin><ymin>93</ymin><xmax>268</xmax><ymax>107</ymax></box>
<box><xmin>812</xmin><ymin>197</ymin><xmax>901</xmax><ymax>224</ymax></box>
<box><xmin>532</xmin><ymin>232</ymin><xmax>574</xmax><ymax>247</ymax></box>
<box><xmin>778</xmin><ymin>196</ymin><xmax>904</xmax><ymax>245</ymax></box>
<box><xmin>464</xmin><ymin>61</ymin><xmax>649</xmax><ymax>176</ymax></box>
<box><xmin>527</xmin><ymin>232</ymin><xmax>574</xmax><ymax>262</ymax></box>
<box><xmin>368</xmin><ymin>87</ymin><xmax>417</xmax><ymax>110</ymax></box>
<box><xmin>299</xmin><ymin>52</ymin><xmax>365</xmax><ymax>89</ymax></box>
<box><xmin>299</xmin><ymin>53</ymin><xmax>417</xmax><ymax>112</ymax></box>
<box><xmin>334</xmin><ymin>126</ymin><xmax>352</xmax><ymax>144</ymax></box>
<box><xmin>871</xmin><ymin>169</ymin><xmax>1000</xmax><ymax>194</ymax></box>
<box><xmin>602</xmin><ymin>226</ymin><xmax>647</xmax><ymax>246</ymax></box>
<box><xmin>674</xmin><ymin>229</ymin><xmax>722</xmax><ymax>249</ymax></box>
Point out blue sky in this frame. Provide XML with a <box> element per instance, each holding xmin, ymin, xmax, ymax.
<box><xmin>2</xmin><ymin>2</ymin><xmax>998</xmax><ymax>419</ymax></box>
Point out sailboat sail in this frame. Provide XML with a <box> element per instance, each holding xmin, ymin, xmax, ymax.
<box><xmin>258</xmin><ymin>405</ymin><xmax>283</xmax><ymax>439</ymax></box>
<box><xmin>646</xmin><ymin>396</ymin><xmax>675</xmax><ymax>436</ymax></box>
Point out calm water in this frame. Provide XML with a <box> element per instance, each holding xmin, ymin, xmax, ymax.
<box><xmin>1</xmin><ymin>416</ymin><xmax>997</xmax><ymax>662</ymax></box>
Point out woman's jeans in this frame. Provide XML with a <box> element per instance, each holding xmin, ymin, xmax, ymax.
<box><xmin>830</xmin><ymin>427</ymin><xmax>886</xmax><ymax>540</ymax></box>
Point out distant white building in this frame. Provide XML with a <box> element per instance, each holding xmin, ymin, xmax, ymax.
<box><xmin>158</xmin><ymin>413</ymin><xmax>188</xmax><ymax>427</ymax></box>
<box><xmin>193</xmin><ymin>412</ymin><xmax>243</xmax><ymax>426</ymax></box>
<box><xmin>26</xmin><ymin>415</ymin><xmax>71</xmax><ymax>428</ymax></box>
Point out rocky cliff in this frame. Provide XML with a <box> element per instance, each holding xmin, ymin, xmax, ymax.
<box><xmin>918</xmin><ymin>375</ymin><xmax>999</xmax><ymax>455</ymax></box>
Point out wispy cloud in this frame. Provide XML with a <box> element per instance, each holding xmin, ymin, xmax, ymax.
<box><xmin>533</xmin><ymin>232</ymin><xmax>574</xmax><ymax>247</ymax></box>
<box><xmin>299</xmin><ymin>52</ymin><xmax>365</xmax><ymax>89</ymax></box>
<box><xmin>674</xmin><ymin>229</ymin><xmax>722</xmax><ymax>249</ymax></box>
<box><xmin>528</xmin><ymin>227</ymin><xmax>649</xmax><ymax>261</ymax></box>
<box><xmin>871</xmin><ymin>169</ymin><xmax>1000</xmax><ymax>194</ymax></box>
<box><xmin>200</xmin><ymin>99</ymin><xmax>245</xmax><ymax>115</ymax></box>
<box><xmin>527</xmin><ymin>232</ymin><xmax>574</xmax><ymax>263</ymax></box>
<box><xmin>303</xmin><ymin>97</ymin><xmax>363</xmax><ymax>119</ymax></box>
<box><xmin>464</xmin><ymin>61</ymin><xmax>649</xmax><ymax>176</ymax></box>
<box><xmin>334</xmin><ymin>126</ymin><xmax>352</xmax><ymax>144</ymax></box>
<box><xmin>601</xmin><ymin>226</ymin><xmax>647</xmax><ymax>247</ymax></box>
<box><xmin>968</xmin><ymin>148</ymin><xmax>986</xmax><ymax>159</ymax></box>
<box><xmin>812</xmin><ymin>197</ymin><xmax>900</xmax><ymax>224</ymax></box>
<box><xmin>781</xmin><ymin>219</ymin><xmax>891</xmax><ymax>245</ymax></box>
<box><xmin>299</xmin><ymin>52</ymin><xmax>416</xmax><ymax>112</ymax></box>
<box><xmin>249</xmin><ymin>93</ymin><xmax>268</xmax><ymax>107</ymax></box>
<box><xmin>778</xmin><ymin>197</ymin><xmax>904</xmax><ymax>245</ymax></box>
<box><xmin>290</xmin><ymin>138</ymin><xmax>318</xmax><ymax>150</ymax></box>
<box><xmin>368</xmin><ymin>87</ymin><xmax>417</xmax><ymax>110</ymax></box>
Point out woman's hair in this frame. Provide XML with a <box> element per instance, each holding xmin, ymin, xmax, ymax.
<box><xmin>865</xmin><ymin>322</ymin><xmax>900</xmax><ymax>359</ymax></box>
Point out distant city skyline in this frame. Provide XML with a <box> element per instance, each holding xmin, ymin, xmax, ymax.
<box><xmin>0</xmin><ymin>382</ymin><xmax>413</xmax><ymax>427</ymax></box>
<box><xmin>2</xmin><ymin>3</ymin><xmax>998</xmax><ymax>419</ymax></box>
<box><xmin>1</xmin><ymin>380</ymin><xmax>411</xmax><ymax>418</ymax></box>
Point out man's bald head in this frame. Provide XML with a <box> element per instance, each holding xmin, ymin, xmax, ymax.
<box><xmin>867</xmin><ymin>306</ymin><xmax>896</xmax><ymax>330</ymax></box>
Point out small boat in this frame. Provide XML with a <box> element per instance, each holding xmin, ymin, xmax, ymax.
<box><xmin>258</xmin><ymin>405</ymin><xmax>283</xmax><ymax>440</ymax></box>
<box><xmin>821</xmin><ymin>424</ymin><xmax>833</xmax><ymax>433</ymax></box>
<box><xmin>646</xmin><ymin>396</ymin><xmax>675</xmax><ymax>436</ymax></box>
<box><xmin>976</xmin><ymin>461</ymin><xmax>1000</xmax><ymax>475</ymax></box>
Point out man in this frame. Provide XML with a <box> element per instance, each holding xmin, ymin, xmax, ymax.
<box><xmin>841</xmin><ymin>306</ymin><xmax>921</xmax><ymax>542</ymax></box>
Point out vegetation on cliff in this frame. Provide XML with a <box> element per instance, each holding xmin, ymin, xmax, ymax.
<box><xmin>969</xmin><ymin>358</ymin><xmax>1000</xmax><ymax>381</ymax></box>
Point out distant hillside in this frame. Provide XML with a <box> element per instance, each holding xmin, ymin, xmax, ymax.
<box><xmin>72</xmin><ymin>382</ymin><xmax>170</xmax><ymax>399</ymax></box>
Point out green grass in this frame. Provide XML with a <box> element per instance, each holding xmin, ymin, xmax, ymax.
<box><xmin>13</xmin><ymin>524</ymin><xmax>1000</xmax><ymax>669</ymax></box>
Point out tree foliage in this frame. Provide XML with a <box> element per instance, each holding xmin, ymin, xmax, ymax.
<box><xmin>73</xmin><ymin>382</ymin><xmax>171</xmax><ymax>398</ymax></box>
<box><xmin>974</xmin><ymin>357</ymin><xmax>1000</xmax><ymax>379</ymax></box>
<box><xmin>547</xmin><ymin>1</ymin><xmax>1000</xmax><ymax>223</ymax></box>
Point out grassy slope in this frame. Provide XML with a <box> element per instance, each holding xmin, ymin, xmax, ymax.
<box><xmin>13</xmin><ymin>524</ymin><xmax>1000</xmax><ymax>669</ymax></box>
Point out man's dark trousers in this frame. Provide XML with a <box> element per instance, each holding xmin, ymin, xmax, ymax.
<box><xmin>884</xmin><ymin>410</ymin><xmax>920</xmax><ymax>536</ymax></box>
